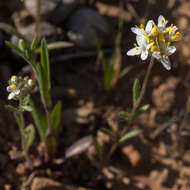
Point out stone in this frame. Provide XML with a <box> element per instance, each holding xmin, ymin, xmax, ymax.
<box><xmin>31</xmin><ymin>177</ymin><xmax>63</xmax><ymax>190</ymax></box>
<box><xmin>66</xmin><ymin>8</ymin><xmax>112</xmax><ymax>48</ymax></box>
<box><xmin>11</xmin><ymin>22</ymin><xmax>57</xmax><ymax>45</ymax></box>
<box><xmin>24</xmin><ymin>0</ymin><xmax>84</xmax><ymax>24</ymax></box>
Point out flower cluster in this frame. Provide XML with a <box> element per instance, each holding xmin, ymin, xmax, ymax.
<box><xmin>127</xmin><ymin>15</ymin><xmax>180</xmax><ymax>70</ymax></box>
<box><xmin>7</xmin><ymin>75</ymin><xmax>34</xmax><ymax>100</ymax></box>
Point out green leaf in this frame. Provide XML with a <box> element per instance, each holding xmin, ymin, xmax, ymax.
<box><xmin>31</xmin><ymin>35</ymin><xmax>38</xmax><ymax>52</ymax></box>
<box><xmin>22</xmin><ymin>105</ymin><xmax>33</xmax><ymax>112</ymax></box>
<box><xmin>133</xmin><ymin>79</ymin><xmax>140</xmax><ymax>105</ymax></box>
<box><xmin>115</xmin><ymin>18</ymin><xmax>123</xmax><ymax>48</ymax></box>
<box><xmin>119</xmin><ymin>65</ymin><xmax>134</xmax><ymax>79</ymax></box>
<box><xmin>40</xmin><ymin>39</ymin><xmax>51</xmax><ymax>107</ymax></box>
<box><xmin>5</xmin><ymin>41</ymin><xmax>23</xmax><ymax>54</ymax></box>
<box><xmin>40</xmin><ymin>39</ymin><xmax>51</xmax><ymax>92</ymax></box>
<box><xmin>5</xmin><ymin>41</ymin><xmax>32</xmax><ymax>65</ymax></box>
<box><xmin>103</xmin><ymin>62</ymin><xmax>115</xmax><ymax>91</ymax></box>
<box><xmin>23</xmin><ymin>124</ymin><xmax>35</xmax><ymax>153</ymax></box>
<box><xmin>119</xmin><ymin>129</ymin><xmax>142</xmax><ymax>144</ymax></box>
<box><xmin>18</xmin><ymin>39</ymin><xmax>27</xmax><ymax>52</ymax></box>
<box><xmin>133</xmin><ymin>104</ymin><xmax>150</xmax><ymax>121</ymax></box>
<box><xmin>108</xmin><ymin>165</ymin><xmax>125</xmax><ymax>175</ymax></box>
<box><xmin>23</xmin><ymin>95</ymin><xmax>30</xmax><ymax>105</ymax></box>
<box><xmin>5</xmin><ymin>105</ymin><xmax>19</xmax><ymax>113</ymax></box>
<box><xmin>94</xmin><ymin>138</ymin><xmax>103</xmax><ymax>161</ymax></box>
<box><xmin>30</xmin><ymin>99</ymin><xmax>46</xmax><ymax>141</ymax></box>
<box><xmin>100</xmin><ymin>128</ymin><xmax>115</xmax><ymax>139</ymax></box>
<box><xmin>119</xmin><ymin>111</ymin><xmax>131</xmax><ymax>119</ymax></box>
<box><xmin>181</xmin><ymin>131</ymin><xmax>190</xmax><ymax>136</ymax></box>
<box><xmin>50</xmin><ymin>101</ymin><xmax>62</xmax><ymax>136</ymax></box>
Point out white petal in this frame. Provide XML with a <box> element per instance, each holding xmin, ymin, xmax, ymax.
<box><xmin>152</xmin><ymin>52</ymin><xmax>161</xmax><ymax>60</ymax></box>
<box><xmin>136</xmin><ymin>35</ymin><xmax>145</xmax><ymax>46</ymax></box>
<box><xmin>166</xmin><ymin>46</ymin><xmax>176</xmax><ymax>56</ymax></box>
<box><xmin>7</xmin><ymin>86</ymin><xmax>11</xmax><ymax>92</ymax></box>
<box><xmin>160</xmin><ymin>58</ymin><xmax>171</xmax><ymax>70</ymax></box>
<box><xmin>127</xmin><ymin>47</ymin><xmax>141</xmax><ymax>56</ymax></box>
<box><xmin>145</xmin><ymin>20</ymin><xmax>154</xmax><ymax>34</ymax></box>
<box><xmin>131</xmin><ymin>26</ymin><xmax>144</xmax><ymax>35</ymax></box>
<box><xmin>8</xmin><ymin>92</ymin><xmax>15</xmax><ymax>100</ymax></box>
<box><xmin>14</xmin><ymin>90</ymin><xmax>20</xmax><ymax>95</ymax></box>
<box><xmin>158</xmin><ymin>15</ymin><xmax>166</xmax><ymax>28</ymax></box>
<box><xmin>140</xmin><ymin>50</ymin><xmax>148</xmax><ymax>60</ymax></box>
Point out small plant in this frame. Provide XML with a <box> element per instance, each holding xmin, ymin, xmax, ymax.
<box><xmin>101</xmin><ymin>19</ymin><xmax>134</xmax><ymax>91</ymax></box>
<box><xmin>94</xmin><ymin>15</ymin><xmax>180</xmax><ymax>170</ymax></box>
<box><xmin>6</xmin><ymin>37</ymin><xmax>62</xmax><ymax>162</ymax></box>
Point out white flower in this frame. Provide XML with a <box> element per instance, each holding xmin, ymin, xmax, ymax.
<box><xmin>8</xmin><ymin>90</ymin><xmax>20</xmax><ymax>100</ymax></box>
<box><xmin>152</xmin><ymin>46</ymin><xmax>176</xmax><ymax>70</ymax></box>
<box><xmin>7</xmin><ymin>75</ymin><xmax>34</xmax><ymax>101</ymax></box>
<box><xmin>127</xmin><ymin>15</ymin><xmax>180</xmax><ymax>70</ymax></box>
<box><xmin>28</xmin><ymin>79</ymin><xmax>34</xmax><ymax>86</ymax></box>
<box><xmin>127</xmin><ymin>35</ymin><xmax>151</xmax><ymax>60</ymax></box>
<box><xmin>131</xmin><ymin>20</ymin><xmax>154</xmax><ymax>36</ymax></box>
<box><xmin>157</xmin><ymin>15</ymin><xmax>168</xmax><ymax>31</ymax></box>
<box><xmin>7</xmin><ymin>84</ymin><xmax>20</xmax><ymax>100</ymax></box>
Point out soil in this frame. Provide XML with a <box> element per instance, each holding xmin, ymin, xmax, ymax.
<box><xmin>1</xmin><ymin>0</ymin><xmax>190</xmax><ymax>190</ymax></box>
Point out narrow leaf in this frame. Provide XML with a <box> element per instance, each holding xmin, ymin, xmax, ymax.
<box><xmin>181</xmin><ymin>131</ymin><xmax>190</xmax><ymax>136</ymax></box>
<box><xmin>133</xmin><ymin>104</ymin><xmax>150</xmax><ymax>121</ymax></box>
<box><xmin>119</xmin><ymin>65</ymin><xmax>134</xmax><ymax>79</ymax></box>
<box><xmin>100</xmin><ymin>128</ymin><xmax>115</xmax><ymax>139</ymax></box>
<box><xmin>23</xmin><ymin>124</ymin><xmax>35</xmax><ymax>153</ymax></box>
<box><xmin>133</xmin><ymin>79</ymin><xmax>140</xmax><ymax>104</ymax></box>
<box><xmin>30</xmin><ymin>99</ymin><xmax>46</xmax><ymax>141</ymax></box>
<box><xmin>40</xmin><ymin>39</ymin><xmax>51</xmax><ymax>91</ymax></box>
<box><xmin>31</xmin><ymin>35</ymin><xmax>38</xmax><ymax>51</ymax></box>
<box><xmin>18</xmin><ymin>39</ymin><xmax>27</xmax><ymax>52</ymax></box>
<box><xmin>108</xmin><ymin>165</ymin><xmax>125</xmax><ymax>175</ymax></box>
<box><xmin>22</xmin><ymin>105</ymin><xmax>33</xmax><ymax>112</ymax></box>
<box><xmin>94</xmin><ymin>138</ymin><xmax>103</xmax><ymax>161</ymax></box>
<box><xmin>5</xmin><ymin>41</ymin><xmax>23</xmax><ymax>54</ymax></box>
<box><xmin>119</xmin><ymin>111</ymin><xmax>131</xmax><ymax>119</ymax></box>
<box><xmin>119</xmin><ymin>129</ymin><xmax>142</xmax><ymax>144</ymax></box>
<box><xmin>5</xmin><ymin>105</ymin><xmax>19</xmax><ymax>113</ymax></box>
<box><xmin>50</xmin><ymin>101</ymin><xmax>62</xmax><ymax>136</ymax></box>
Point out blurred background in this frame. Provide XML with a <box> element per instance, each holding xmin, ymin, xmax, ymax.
<box><xmin>1</xmin><ymin>0</ymin><xmax>190</xmax><ymax>190</ymax></box>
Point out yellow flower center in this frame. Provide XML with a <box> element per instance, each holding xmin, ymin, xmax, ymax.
<box><xmin>163</xmin><ymin>55</ymin><xmax>168</xmax><ymax>59</ymax></box>
<box><xmin>140</xmin><ymin>24</ymin><xmax>144</xmax><ymax>29</ymax></box>
<box><xmin>151</xmin><ymin>45</ymin><xmax>158</xmax><ymax>52</ymax></box>
<box><xmin>11</xmin><ymin>75</ymin><xmax>16</xmax><ymax>80</ymax></box>
<box><xmin>10</xmin><ymin>84</ymin><xmax>16</xmax><ymax>89</ymax></box>
<box><xmin>171</xmin><ymin>32</ymin><xmax>180</xmax><ymax>41</ymax></box>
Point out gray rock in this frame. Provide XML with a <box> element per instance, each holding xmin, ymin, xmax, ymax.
<box><xmin>24</xmin><ymin>0</ymin><xmax>84</xmax><ymax>24</ymax></box>
<box><xmin>11</xmin><ymin>22</ymin><xmax>57</xmax><ymax>45</ymax></box>
<box><xmin>66</xmin><ymin>8</ymin><xmax>112</xmax><ymax>48</ymax></box>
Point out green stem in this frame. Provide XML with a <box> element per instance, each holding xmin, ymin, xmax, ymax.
<box><xmin>45</xmin><ymin>105</ymin><xmax>52</xmax><ymax>136</ymax></box>
<box><xmin>131</xmin><ymin>56</ymin><xmax>154</xmax><ymax>117</ymax></box>
<box><xmin>121</xmin><ymin>57</ymin><xmax>154</xmax><ymax>137</ymax></box>
<box><xmin>35</xmin><ymin>0</ymin><xmax>41</xmax><ymax>36</ymax></box>
<box><xmin>19</xmin><ymin>98</ymin><xmax>25</xmax><ymax>151</ymax></box>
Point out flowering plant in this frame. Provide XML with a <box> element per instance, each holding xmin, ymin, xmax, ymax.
<box><xmin>127</xmin><ymin>15</ymin><xmax>180</xmax><ymax>70</ymax></box>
